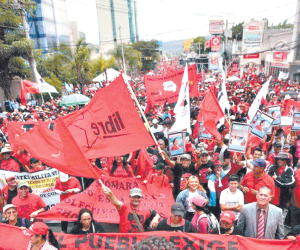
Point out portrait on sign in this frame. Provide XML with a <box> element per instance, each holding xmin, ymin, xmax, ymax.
<box><xmin>168</xmin><ymin>131</ymin><xmax>186</xmax><ymax>156</ymax></box>
<box><xmin>228</xmin><ymin>123</ymin><xmax>250</xmax><ymax>153</ymax></box>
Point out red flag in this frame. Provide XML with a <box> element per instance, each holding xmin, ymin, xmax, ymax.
<box><xmin>284</xmin><ymin>99</ymin><xmax>300</xmax><ymax>116</ymax></box>
<box><xmin>20</xmin><ymin>80</ymin><xmax>27</xmax><ymax>106</ymax></box>
<box><xmin>62</xmin><ymin>76</ymin><xmax>155</xmax><ymax>159</ymax></box>
<box><xmin>136</xmin><ymin>148</ymin><xmax>154</xmax><ymax>180</ymax></box>
<box><xmin>21</xmin><ymin>79</ymin><xmax>40</xmax><ymax>94</ymax></box>
<box><xmin>197</xmin><ymin>88</ymin><xmax>224</xmax><ymax>140</ymax></box>
<box><xmin>7</xmin><ymin>121</ymin><xmax>36</xmax><ymax>142</ymax></box>
<box><xmin>56</xmin><ymin>118</ymin><xmax>102</xmax><ymax>179</ymax></box>
<box><xmin>37</xmin><ymin>177</ymin><xmax>173</xmax><ymax>223</ymax></box>
<box><xmin>144</xmin><ymin>65</ymin><xmax>198</xmax><ymax>106</ymax></box>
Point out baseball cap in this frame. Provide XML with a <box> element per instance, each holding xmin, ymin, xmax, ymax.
<box><xmin>0</xmin><ymin>147</ymin><xmax>11</xmax><ymax>154</ymax></box>
<box><xmin>252</xmin><ymin>159</ymin><xmax>266</xmax><ymax>169</ymax></box>
<box><xmin>152</xmin><ymin>119</ymin><xmax>158</xmax><ymax>124</ymax></box>
<box><xmin>5</xmin><ymin>172</ymin><xmax>15</xmax><ymax>181</ymax></box>
<box><xmin>283</xmin><ymin>144</ymin><xmax>290</xmax><ymax>149</ymax></box>
<box><xmin>274</xmin><ymin>152</ymin><xmax>289</xmax><ymax>160</ymax></box>
<box><xmin>155</xmin><ymin>163</ymin><xmax>165</xmax><ymax>170</ymax></box>
<box><xmin>171</xmin><ymin>203</ymin><xmax>185</xmax><ymax>217</ymax></box>
<box><xmin>30</xmin><ymin>157</ymin><xmax>39</xmax><ymax>164</ymax></box>
<box><xmin>220</xmin><ymin>211</ymin><xmax>236</xmax><ymax>224</ymax></box>
<box><xmin>24</xmin><ymin>222</ymin><xmax>49</xmax><ymax>237</ymax></box>
<box><xmin>201</xmin><ymin>150</ymin><xmax>209</xmax><ymax>156</ymax></box>
<box><xmin>3</xmin><ymin>204</ymin><xmax>17</xmax><ymax>213</ymax></box>
<box><xmin>130</xmin><ymin>188</ymin><xmax>143</xmax><ymax>197</ymax></box>
<box><xmin>274</xmin><ymin>141</ymin><xmax>282</xmax><ymax>148</ymax></box>
<box><xmin>59</xmin><ymin>171</ymin><xmax>69</xmax><ymax>182</ymax></box>
<box><xmin>181</xmin><ymin>154</ymin><xmax>191</xmax><ymax>160</ymax></box>
<box><xmin>18</xmin><ymin>181</ymin><xmax>29</xmax><ymax>188</ymax></box>
<box><xmin>191</xmin><ymin>194</ymin><xmax>206</xmax><ymax>207</ymax></box>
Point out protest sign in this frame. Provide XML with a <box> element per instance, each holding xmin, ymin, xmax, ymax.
<box><xmin>37</xmin><ymin>176</ymin><xmax>173</xmax><ymax>223</ymax></box>
<box><xmin>292</xmin><ymin>113</ymin><xmax>300</xmax><ymax>131</ymax></box>
<box><xmin>144</xmin><ymin>65</ymin><xmax>198</xmax><ymax>106</ymax></box>
<box><xmin>1</xmin><ymin>223</ymin><xmax>299</xmax><ymax>250</ymax></box>
<box><xmin>208</xmin><ymin>52</ymin><xmax>222</xmax><ymax>71</ymax></box>
<box><xmin>228</xmin><ymin>123</ymin><xmax>250</xmax><ymax>153</ymax></box>
<box><xmin>0</xmin><ymin>169</ymin><xmax>60</xmax><ymax>209</ymax></box>
<box><xmin>251</xmin><ymin>112</ymin><xmax>274</xmax><ymax>139</ymax></box>
<box><xmin>168</xmin><ymin>131</ymin><xmax>186</xmax><ymax>156</ymax></box>
<box><xmin>199</xmin><ymin>121</ymin><xmax>212</xmax><ymax>139</ymax></box>
<box><xmin>250</xmin><ymin>110</ymin><xmax>261</xmax><ymax>128</ymax></box>
<box><xmin>268</xmin><ymin>105</ymin><xmax>281</xmax><ymax>126</ymax></box>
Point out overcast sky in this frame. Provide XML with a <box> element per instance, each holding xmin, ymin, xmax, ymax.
<box><xmin>65</xmin><ymin>0</ymin><xmax>297</xmax><ymax>44</ymax></box>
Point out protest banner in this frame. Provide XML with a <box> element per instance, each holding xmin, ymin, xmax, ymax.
<box><xmin>251</xmin><ymin>112</ymin><xmax>274</xmax><ymax>139</ymax></box>
<box><xmin>144</xmin><ymin>65</ymin><xmax>198</xmax><ymax>106</ymax></box>
<box><xmin>0</xmin><ymin>223</ymin><xmax>299</xmax><ymax>250</ymax></box>
<box><xmin>268</xmin><ymin>105</ymin><xmax>281</xmax><ymax>126</ymax></box>
<box><xmin>0</xmin><ymin>169</ymin><xmax>60</xmax><ymax>209</ymax></box>
<box><xmin>228</xmin><ymin>123</ymin><xmax>250</xmax><ymax>153</ymax></box>
<box><xmin>37</xmin><ymin>176</ymin><xmax>174</xmax><ymax>223</ymax></box>
<box><xmin>292</xmin><ymin>113</ymin><xmax>300</xmax><ymax>131</ymax></box>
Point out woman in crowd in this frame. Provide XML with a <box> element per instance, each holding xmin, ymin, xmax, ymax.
<box><xmin>25</xmin><ymin>222</ymin><xmax>59</xmax><ymax>250</ymax></box>
<box><xmin>110</xmin><ymin>156</ymin><xmax>134</xmax><ymax>178</ymax></box>
<box><xmin>176</xmin><ymin>175</ymin><xmax>208</xmax><ymax>221</ymax></box>
<box><xmin>70</xmin><ymin>208</ymin><xmax>105</xmax><ymax>235</ymax></box>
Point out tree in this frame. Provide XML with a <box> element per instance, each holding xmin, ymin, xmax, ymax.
<box><xmin>89</xmin><ymin>55</ymin><xmax>116</xmax><ymax>77</ymax></box>
<box><xmin>0</xmin><ymin>0</ymin><xmax>34</xmax><ymax>97</ymax></box>
<box><xmin>192</xmin><ymin>36</ymin><xmax>206</xmax><ymax>54</ymax></box>
<box><xmin>231</xmin><ymin>22</ymin><xmax>244</xmax><ymax>41</ymax></box>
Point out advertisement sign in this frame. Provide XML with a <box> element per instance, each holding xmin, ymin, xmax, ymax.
<box><xmin>292</xmin><ymin>113</ymin><xmax>300</xmax><ymax>131</ymax></box>
<box><xmin>228</xmin><ymin>123</ymin><xmax>250</xmax><ymax>153</ymax></box>
<box><xmin>240</xmin><ymin>21</ymin><xmax>263</xmax><ymax>66</ymax></box>
<box><xmin>209</xmin><ymin>20</ymin><xmax>224</xmax><ymax>34</ymax></box>
<box><xmin>208</xmin><ymin>52</ymin><xmax>222</xmax><ymax>71</ymax></box>
<box><xmin>211</xmin><ymin>37</ymin><xmax>220</xmax><ymax>51</ymax></box>
<box><xmin>273</xmin><ymin>51</ymin><xmax>288</xmax><ymax>62</ymax></box>
<box><xmin>183</xmin><ymin>38</ymin><xmax>194</xmax><ymax>52</ymax></box>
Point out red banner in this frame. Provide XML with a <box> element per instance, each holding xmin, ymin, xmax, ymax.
<box><xmin>0</xmin><ymin>223</ymin><xmax>299</xmax><ymax>250</ymax></box>
<box><xmin>273</xmin><ymin>51</ymin><xmax>288</xmax><ymax>62</ymax></box>
<box><xmin>37</xmin><ymin>176</ymin><xmax>174</xmax><ymax>223</ymax></box>
<box><xmin>62</xmin><ymin>76</ymin><xmax>155</xmax><ymax>159</ymax></box>
<box><xmin>144</xmin><ymin>65</ymin><xmax>198</xmax><ymax>106</ymax></box>
<box><xmin>7</xmin><ymin>121</ymin><xmax>37</xmax><ymax>142</ymax></box>
<box><xmin>243</xmin><ymin>53</ymin><xmax>260</xmax><ymax>59</ymax></box>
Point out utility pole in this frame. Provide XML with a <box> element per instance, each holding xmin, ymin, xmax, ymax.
<box><xmin>118</xmin><ymin>26</ymin><xmax>127</xmax><ymax>75</ymax></box>
<box><xmin>225</xmin><ymin>19</ymin><xmax>228</xmax><ymax>79</ymax></box>
<box><xmin>13</xmin><ymin>0</ymin><xmax>38</xmax><ymax>83</ymax></box>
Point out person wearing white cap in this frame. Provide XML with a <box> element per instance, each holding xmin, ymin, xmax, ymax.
<box><xmin>103</xmin><ymin>186</ymin><xmax>160</xmax><ymax>233</ymax></box>
<box><xmin>2</xmin><ymin>172</ymin><xmax>18</xmax><ymax>206</ymax></box>
<box><xmin>54</xmin><ymin>171</ymin><xmax>82</xmax><ymax>233</ymax></box>
<box><xmin>0</xmin><ymin>147</ymin><xmax>23</xmax><ymax>172</ymax></box>
<box><xmin>150</xmin><ymin>118</ymin><xmax>163</xmax><ymax>134</ymax></box>
<box><xmin>2</xmin><ymin>204</ymin><xmax>31</xmax><ymax>229</ymax></box>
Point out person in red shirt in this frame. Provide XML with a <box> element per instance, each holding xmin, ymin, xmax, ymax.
<box><xmin>240</xmin><ymin>159</ymin><xmax>275</xmax><ymax>204</ymax></box>
<box><xmin>54</xmin><ymin>171</ymin><xmax>82</xmax><ymax>232</ymax></box>
<box><xmin>103</xmin><ymin>187</ymin><xmax>160</xmax><ymax>233</ymax></box>
<box><xmin>27</xmin><ymin>157</ymin><xmax>47</xmax><ymax>173</ymax></box>
<box><xmin>267</xmin><ymin>141</ymin><xmax>282</xmax><ymax>165</ymax></box>
<box><xmin>12</xmin><ymin>147</ymin><xmax>30</xmax><ymax>171</ymax></box>
<box><xmin>110</xmin><ymin>156</ymin><xmax>134</xmax><ymax>178</ymax></box>
<box><xmin>143</xmin><ymin>163</ymin><xmax>170</xmax><ymax>188</ymax></box>
<box><xmin>0</xmin><ymin>147</ymin><xmax>23</xmax><ymax>172</ymax></box>
<box><xmin>2</xmin><ymin>173</ymin><xmax>18</xmax><ymax>205</ymax></box>
<box><xmin>12</xmin><ymin>181</ymin><xmax>46</xmax><ymax>220</ymax></box>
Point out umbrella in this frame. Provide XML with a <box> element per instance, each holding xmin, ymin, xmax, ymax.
<box><xmin>227</xmin><ymin>76</ymin><xmax>241</xmax><ymax>82</ymax></box>
<box><xmin>204</xmin><ymin>78</ymin><xmax>216</xmax><ymax>83</ymax></box>
<box><xmin>60</xmin><ymin>94</ymin><xmax>90</xmax><ymax>107</ymax></box>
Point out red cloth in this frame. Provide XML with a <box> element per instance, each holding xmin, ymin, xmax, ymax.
<box><xmin>111</xmin><ymin>164</ymin><xmax>134</xmax><ymax>178</ymax></box>
<box><xmin>192</xmin><ymin>213</ymin><xmax>208</xmax><ymax>233</ymax></box>
<box><xmin>118</xmin><ymin>202</ymin><xmax>151</xmax><ymax>233</ymax></box>
<box><xmin>12</xmin><ymin>152</ymin><xmax>30</xmax><ymax>169</ymax></box>
<box><xmin>241</xmin><ymin>172</ymin><xmax>275</xmax><ymax>204</ymax></box>
<box><xmin>12</xmin><ymin>193</ymin><xmax>46</xmax><ymax>220</ymax></box>
<box><xmin>136</xmin><ymin>149</ymin><xmax>154</xmax><ymax>180</ymax></box>
<box><xmin>54</xmin><ymin>177</ymin><xmax>82</xmax><ymax>202</ymax></box>
<box><xmin>0</xmin><ymin>158</ymin><xmax>21</xmax><ymax>172</ymax></box>
<box><xmin>145</xmin><ymin>173</ymin><xmax>169</xmax><ymax>187</ymax></box>
<box><xmin>197</xmin><ymin>88</ymin><xmax>224</xmax><ymax>140</ymax></box>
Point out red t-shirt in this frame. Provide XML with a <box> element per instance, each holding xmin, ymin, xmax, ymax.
<box><xmin>12</xmin><ymin>152</ymin><xmax>30</xmax><ymax>168</ymax></box>
<box><xmin>118</xmin><ymin>203</ymin><xmax>151</xmax><ymax>233</ymax></box>
<box><xmin>0</xmin><ymin>158</ymin><xmax>21</xmax><ymax>172</ymax></box>
<box><xmin>111</xmin><ymin>165</ymin><xmax>134</xmax><ymax>178</ymax></box>
<box><xmin>192</xmin><ymin>213</ymin><xmax>208</xmax><ymax>233</ymax></box>
<box><xmin>54</xmin><ymin>177</ymin><xmax>82</xmax><ymax>202</ymax></box>
<box><xmin>12</xmin><ymin>193</ymin><xmax>46</xmax><ymax>219</ymax></box>
<box><xmin>145</xmin><ymin>173</ymin><xmax>169</xmax><ymax>187</ymax></box>
<box><xmin>241</xmin><ymin>172</ymin><xmax>275</xmax><ymax>204</ymax></box>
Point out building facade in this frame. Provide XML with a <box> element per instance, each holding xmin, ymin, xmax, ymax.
<box><xmin>28</xmin><ymin>0</ymin><xmax>73</xmax><ymax>54</ymax></box>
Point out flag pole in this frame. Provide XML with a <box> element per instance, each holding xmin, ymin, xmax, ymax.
<box><xmin>123</xmin><ymin>77</ymin><xmax>158</xmax><ymax>145</ymax></box>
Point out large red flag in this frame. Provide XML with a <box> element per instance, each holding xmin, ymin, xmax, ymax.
<box><xmin>62</xmin><ymin>76</ymin><xmax>155</xmax><ymax>159</ymax></box>
<box><xmin>136</xmin><ymin>148</ymin><xmax>154</xmax><ymax>180</ymax></box>
<box><xmin>144</xmin><ymin>64</ymin><xmax>198</xmax><ymax>105</ymax></box>
<box><xmin>37</xmin><ymin>177</ymin><xmax>173</xmax><ymax>223</ymax></box>
<box><xmin>284</xmin><ymin>99</ymin><xmax>300</xmax><ymax>116</ymax></box>
<box><xmin>197</xmin><ymin>88</ymin><xmax>224</xmax><ymax>140</ymax></box>
<box><xmin>7</xmin><ymin>121</ymin><xmax>37</xmax><ymax>142</ymax></box>
<box><xmin>21</xmin><ymin>79</ymin><xmax>40</xmax><ymax>94</ymax></box>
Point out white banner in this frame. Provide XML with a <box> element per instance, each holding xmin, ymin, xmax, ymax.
<box><xmin>0</xmin><ymin>169</ymin><xmax>60</xmax><ymax>209</ymax></box>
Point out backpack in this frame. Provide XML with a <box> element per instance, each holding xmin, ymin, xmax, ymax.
<box><xmin>197</xmin><ymin>213</ymin><xmax>220</xmax><ymax>234</ymax></box>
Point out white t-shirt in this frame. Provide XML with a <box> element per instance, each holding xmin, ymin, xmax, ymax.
<box><xmin>187</xmin><ymin>191</ymin><xmax>199</xmax><ymax>212</ymax></box>
<box><xmin>151</xmin><ymin>125</ymin><xmax>164</xmax><ymax>134</ymax></box>
<box><xmin>219</xmin><ymin>187</ymin><xmax>244</xmax><ymax>219</ymax></box>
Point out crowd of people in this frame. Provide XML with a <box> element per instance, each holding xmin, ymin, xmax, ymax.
<box><xmin>1</xmin><ymin>64</ymin><xmax>300</xmax><ymax>249</ymax></box>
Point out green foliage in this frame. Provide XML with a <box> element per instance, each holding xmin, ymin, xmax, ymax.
<box><xmin>0</xmin><ymin>0</ymin><xmax>35</xmax><ymax>97</ymax></box>
<box><xmin>231</xmin><ymin>22</ymin><xmax>244</xmax><ymax>41</ymax></box>
<box><xmin>89</xmin><ymin>55</ymin><xmax>116</xmax><ymax>77</ymax></box>
<box><xmin>192</xmin><ymin>36</ymin><xmax>206</xmax><ymax>54</ymax></box>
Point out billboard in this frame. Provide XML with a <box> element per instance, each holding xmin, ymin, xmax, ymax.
<box><xmin>209</xmin><ymin>20</ymin><xmax>224</xmax><ymax>34</ymax></box>
<box><xmin>208</xmin><ymin>52</ymin><xmax>222</xmax><ymax>71</ymax></box>
<box><xmin>211</xmin><ymin>37</ymin><xmax>220</xmax><ymax>51</ymax></box>
<box><xmin>240</xmin><ymin>21</ymin><xmax>263</xmax><ymax>66</ymax></box>
<box><xmin>273</xmin><ymin>51</ymin><xmax>288</xmax><ymax>62</ymax></box>
<box><xmin>183</xmin><ymin>38</ymin><xmax>194</xmax><ymax>52</ymax></box>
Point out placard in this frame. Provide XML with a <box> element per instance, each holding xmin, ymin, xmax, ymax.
<box><xmin>250</xmin><ymin>110</ymin><xmax>261</xmax><ymax>128</ymax></box>
<box><xmin>228</xmin><ymin>122</ymin><xmax>250</xmax><ymax>153</ymax></box>
<box><xmin>268</xmin><ymin>105</ymin><xmax>281</xmax><ymax>125</ymax></box>
<box><xmin>292</xmin><ymin>112</ymin><xmax>300</xmax><ymax>131</ymax></box>
<box><xmin>168</xmin><ymin>131</ymin><xmax>186</xmax><ymax>156</ymax></box>
<box><xmin>199</xmin><ymin>121</ymin><xmax>212</xmax><ymax>139</ymax></box>
<box><xmin>251</xmin><ymin>112</ymin><xmax>274</xmax><ymax>139</ymax></box>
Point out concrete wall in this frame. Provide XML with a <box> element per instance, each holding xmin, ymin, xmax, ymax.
<box><xmin>0</xmin><ymin>79</ymin><xmax>21</xmax><ymax>103</ymax></box>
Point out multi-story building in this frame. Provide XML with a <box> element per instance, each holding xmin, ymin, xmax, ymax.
<box><xmin>28</xmin><ymin>0</ymin><xmax>73</xmax><ymax>54</ymax></box>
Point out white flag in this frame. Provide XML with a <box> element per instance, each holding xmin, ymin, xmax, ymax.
<box><xmin>278</xmin><ymin>71</ymin><xmax>289</xmax><ymax>81</ymax></box>
<box><xmin>34</xmin><ymin>67</ymin><xmax>58</xmax><ymax>93</ymax></box>
<box><xmin>218</xmin><ymin>58</ymin><xmax>230</xmax><ymax>124</ymax></box>
<box><xmin>170</xmin><ymin>64</ymin><xmax>191</xmax><ymax>134</ymax></box>
<box><xmin>247</xmin><ymin>77</ymin><xmax>272</xmax><ymax>123</ymax></box>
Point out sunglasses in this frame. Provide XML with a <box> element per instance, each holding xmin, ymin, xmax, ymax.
<box><xmin>277</xmin><ymin>158</ymin><xmax>286</xmax><ymax>161</ymax></box>
<box><xmin>201</xmin><ymin>155</ymin><xmax>208</xmax><ymax>157</ymax></box>
<box><xmin>2</xmin><ymin>153</ymin><xmax>10</xmax><ymax>155</ymax></box>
